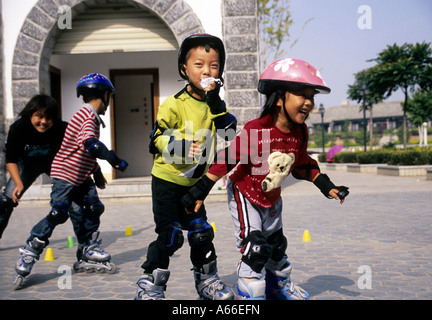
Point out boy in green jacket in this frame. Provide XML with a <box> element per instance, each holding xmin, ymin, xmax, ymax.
<box><xmin>135</xmin><ymin>33</ymin><xmax>236</xmax><ymax>300</ymax></box>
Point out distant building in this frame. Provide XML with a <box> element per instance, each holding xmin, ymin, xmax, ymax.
<box><xmin>307</xmin><ymin>101</ymin><xmax>408</xmax><ymax>135</ymax></box>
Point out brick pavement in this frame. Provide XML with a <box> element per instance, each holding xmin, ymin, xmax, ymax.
<box><xmin>0</xmin><ymin>170</ymin><xmax>431</xmax><ymax>300</ymax></box>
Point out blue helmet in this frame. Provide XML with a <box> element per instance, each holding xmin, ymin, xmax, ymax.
<box><xmin>76</xmin><ymin>73</ymin><xmax>115</xmax><ymax>98</ymax></box>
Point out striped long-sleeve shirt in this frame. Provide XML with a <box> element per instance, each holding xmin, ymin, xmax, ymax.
<box><xmin>50</xmin><ymin>104</ymin><xmax>101</xmax><ymax>186</ymax></box>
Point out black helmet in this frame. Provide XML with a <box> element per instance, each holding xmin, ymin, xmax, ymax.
<box><xmin>178</xmin><ymin>33</ymin><xmax>225</xmax><ymax>80</ymax></box>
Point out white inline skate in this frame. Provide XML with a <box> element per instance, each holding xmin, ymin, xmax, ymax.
<box><xmin>73</xmin><ymin>231</ymin><xmax>116</xmax><ymax>274</ymax></box>
<box><xmin>13</xmin><ymin>237</ymin><xmax>46</xmax><ymax>290</ymax></box>
<box><xmin>193</xmin><ymin>260</ymin><xmax>235</xmax><ymax>300</ymax></box>
<box><xmin>135</xmin><ymin>268</ymin><xmax>171</xmax><ymax>300</ymax></box>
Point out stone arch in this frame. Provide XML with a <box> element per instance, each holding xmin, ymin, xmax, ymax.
<box><xmin>11</xmin><ymin>0</ymin><xmax>204</xmax><ymax>116</ymax></box>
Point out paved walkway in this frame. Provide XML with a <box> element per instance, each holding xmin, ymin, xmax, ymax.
<box><xmin>0</xmin><ymin>170</ymin><xmax>431</xmax><ymax>300</ymax></box>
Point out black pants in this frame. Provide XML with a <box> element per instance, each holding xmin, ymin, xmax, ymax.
<box><xmin>141</xmin><ymin>175</ymin><xmax>216</xmax><ymax>273</ymax></box>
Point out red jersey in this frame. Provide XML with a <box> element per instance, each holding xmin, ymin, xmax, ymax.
<box><xmin>50</xmin><ymin>105</ymin><xmax>101</xmax><ymax>186</ymax></box>
<box><xmin>209</xmin><ymin>114</ymin><xmax>320</xmax><ymax>208</ymax></box>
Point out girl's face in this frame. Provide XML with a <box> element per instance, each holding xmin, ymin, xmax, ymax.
<box><xmin>30</xmin><ymin>109</ymin><xmax>54</xmax><ymax>133</ymax></box>
<box><xmin>183</xmin><ymin>46</ymin><xmax>220</xmax><ymax>99</ymax></box>
<box><xmin>277</xmin><ymin>87</ymin><xmax>316</xmax><ymax>127</ymax></box>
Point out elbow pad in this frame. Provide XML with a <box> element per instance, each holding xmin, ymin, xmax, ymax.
<box><xmin>84</xmin><ymin>138</ymin><xmax>109</xmax><ymax>159</ymax></box>
<box><xmin>84</xmin><ymin>138</ymin><xmax>128</xmax><ymax>171</ymax></box>
<box><xmin>214</xmin><ymin>113</ymin><xmax>237</xmax><ymax>131</ymax></box>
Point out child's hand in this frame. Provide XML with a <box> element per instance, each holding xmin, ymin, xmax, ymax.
<box><xmin>185</xmin><ymin>200</ymin><xmax>204</xmax><ymax>214</ymax></box>
<box><xmin>201</xmin><ymin>77</ymin><xmax>223</xmax><ymax>92</ymax></box>
<box><xmin>329</xmin><ymin>187</ymin><xmax>349</xmax><ymax>204</ymax></box>
<box><xmin>12</xmin><ymin>184</ymin><xmax>24</xmax><ymax>203</ymax></box>
<box><xmin>188</xmin><ymin>138</ymin><xmax>202</xmax><ymax>159</ymax></box>
<box><xmin>93</xmin><ymin>168</ymin><xmax>107</xmax><ymax>189</ymax></box>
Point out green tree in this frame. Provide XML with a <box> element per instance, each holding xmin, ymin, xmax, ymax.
<box><xmin>368</xmin><ymin>42</ymin><xmax>432</xmax><ymax>148</ymax></box>
<box><xmin>257</xmin><ymin>0</ymin><xmax>312</xmax><ymax>70</ymax></box>
<box><xmin>347</xmin><ymin>68</ymin><xmax>384</xmax><ymax>149</ymax></box>
<box><xmin>406</xmin><ymin>89</ymin><xmax>432</xmax><ymax>145</ymax></box>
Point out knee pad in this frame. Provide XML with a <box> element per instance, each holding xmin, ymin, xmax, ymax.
<box><xmin>158</xmin><ymin>222</ymin><xmax>184</xmax><ymax>256</ymax></box>
<box><xmin>84</xmin><ymin>196</ymin><xmax>105</xmax><ymax>216</ymax></box>
<box><xmin>241</xmin><ymin>231</ymin><xmax>272</xmax><ymax>273</ymax></box>
<box><xmin>47</xmin><ymin>202</ymin><xmax>69</xmax><ymax>226</ymax></box>
<box><xmin>267</xmin><ymin>229</ymin><xmax>287</xmax><ymax>262</ymax></box>
<box><xmin>1</xmin><ymin>194</ymin><xmax>16</xmax><ymax>213</ymax></box>
<box><xmin>187</xmin><ymin>218</ymin><xmax>214</xmax><ymax>247</ymax></box>
<box><xmin>188</xmin><ymin>218</ymin><xmax>216</xmax><ymax>267</ymax></box>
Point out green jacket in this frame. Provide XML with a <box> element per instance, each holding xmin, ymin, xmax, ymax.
<box><xmin>151</xmin><ymin>89</ymin><xmax>228</xmax><ymax>186</ymax></box>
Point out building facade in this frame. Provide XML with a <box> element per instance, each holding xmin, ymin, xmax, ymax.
<box><xmin>0</xmin><ymin>0</ymin><xmax>261</xmax><ymax>184</ymax></box>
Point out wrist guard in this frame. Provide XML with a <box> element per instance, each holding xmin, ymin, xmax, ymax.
<box><xmin>313</xmin><ymin>173</ymin><xmax>349</xmax><ymax>200</ymax></box>
<box><xmin>214</xmin><ymin>113</ymin><xmax>237</xmax><ymax>134</ymax></box>
<box><xmin>106</xmin><ymin>150</ymin><xmax>128</xmax><ymax>172</ymax></box>
<box><xmin>205</xmin><ymin>85</ymin><xmax>226</xmax><ymax>114</ymax></box>
<box><xmin>181</xmin><ymin>175</ymin><xmax>216</xmax><ymax>211</ymax></box>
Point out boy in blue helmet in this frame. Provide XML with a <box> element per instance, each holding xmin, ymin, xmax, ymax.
<box><xmin>13</xmin><ymin>73</ymin><xmax>128</xmax><ymax>290</ymax></box>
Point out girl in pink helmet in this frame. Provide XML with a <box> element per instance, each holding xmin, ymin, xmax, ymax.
<box><xmin>182</xmin><ymin>58</ymin><xmax>349</xmax><ymax>300</ymax></box>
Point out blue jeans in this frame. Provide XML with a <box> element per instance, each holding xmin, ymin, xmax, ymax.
<box><xmin>28</xmin><ymin>177</ymin><xmax>103</xmax><ymax>245</ymax></box>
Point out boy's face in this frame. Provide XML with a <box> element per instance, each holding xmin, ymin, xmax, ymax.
<box><xmin>278</xmin><ymin>87</ymin><xmax>316</xmax><ymax>125</ymax></box>
<box><xmin>183</xmin><ymin>46</ymin><xmax>220</xmax><ymax>98</ymax></box>
<box><xmin>95</xmin><ymin>91</ymin><xmax>110</xmax><ymax>115</ymax></box>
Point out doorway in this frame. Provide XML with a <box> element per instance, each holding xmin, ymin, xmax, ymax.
<box><xmin>110</xmin><ymin>69</ymin><xmax>159</xmax><ymax>179</ymax></box>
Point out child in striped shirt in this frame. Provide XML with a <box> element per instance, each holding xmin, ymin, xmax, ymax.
<box><xmin>14</xmin><ymin>74</ymin><xmax>128</xmax><ymax>288</ymax></box>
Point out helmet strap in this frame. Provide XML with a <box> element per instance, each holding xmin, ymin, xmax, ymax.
<box><xmin>278</xmin><ymin>90</ymin><xmax>295</xmax><ymax>127</ymax></box>
<box><xmin>186</xmin><ymin>83</ymin><xmax>206</xmax><ymax>101</ymax></box>
<box><xmin>103</xmin><ymin>92</ymin><xmax>112</xmax><ymax>109</ymax></box>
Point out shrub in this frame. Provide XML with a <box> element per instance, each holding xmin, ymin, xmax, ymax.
<box><xmin>334</xmin><ymin>152</ymin><xmax>360</xmax><ymax>163</ymax></box>
<box><xmin>331</xmin><ymin>148</ymin><xmax>432</xmax><ymax>165</ymax></box>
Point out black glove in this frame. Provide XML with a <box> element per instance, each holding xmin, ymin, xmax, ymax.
<box><xmin>313</xmin><ymin>173</ymin><xmax>349</xmax><ymax>200</ymax></box>
<box><xmin>205</xmin><ymin>84</ymin><xmax>226</xmax><ymax>114</ymax></box>
<box><xmin>181</xmin><ymin>175</ymin><xmax>216</xmax><ymax>212</ymax></box>
<box><xmin>93</xmin><ymin>167</ymin><xmax>106</xmax><ymax>189</ymax></box>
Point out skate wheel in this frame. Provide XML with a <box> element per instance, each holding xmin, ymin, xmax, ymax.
<box><xmin>107</xmin><ymin>263</ymin><xmax>116</xmax><ymax>274</ymax></box>
<box><xmin>13</xmin><ymin>276</ymin><xmax>23</xmax><ymax>290</ymax></box>
<box><xmin>85</xmin><ymin>268</ymin><xmax>94</xmax><ymax>274</ymax></box>
<box><xmin>73</xmin><ymin>262</ymin><xmax>83</xmax><ymax>273</ymax></box>
<box><xmin>96</xmin><ymin>268</ymin><xmax>105</xmax><ymax>274</ymax></box>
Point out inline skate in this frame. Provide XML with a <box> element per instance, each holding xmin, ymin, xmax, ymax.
<box><xmin>265</xmin><ymin>262</ymin><xmax>309</xmax><ymax>300</ymax></box>
<box><xmin>73</xmin><ymin>231</ymin><xmax>116</xmax><ymax>274</ymax></box>
<box><xmin>13</xmin><ymin>237</ymin><xmax>46</xmax><ymax>290</ymax></box>
<box><xmin>135</xmin><ymin>268</ymin><xmax>170</xmax><ymax>300</ymax></box>
<box><xmin>193</xmin><ymin>260</ymin><xmax>235</xmax><ymax>300</ymax></box>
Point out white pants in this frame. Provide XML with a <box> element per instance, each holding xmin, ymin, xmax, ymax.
<box><xmin>227</xmin><ymin>179</ymin><xmax>287</xmax><ymax>279</ymax></box>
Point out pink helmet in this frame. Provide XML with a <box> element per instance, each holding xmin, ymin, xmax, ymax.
<box><xmin>258</xmin><ymin>58</ymin><xmax>331</xmax><ymax>95</ymax></box>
